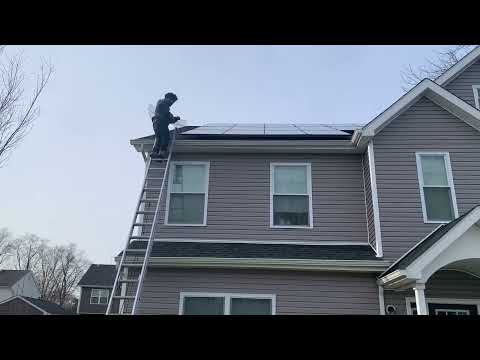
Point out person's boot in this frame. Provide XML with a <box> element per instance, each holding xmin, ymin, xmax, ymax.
<box><xmin>158</xmin><ymin>150</ymin><xmax>168</xmax><ymax>158</ymax></box>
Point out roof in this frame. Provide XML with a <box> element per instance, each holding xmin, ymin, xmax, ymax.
<box><xmin>0</xmin><ymin>295</ymin><xmax>67</xmax><ymax>314</ymax></box>
<box><xmin>123</xmin><ymin>241</ymin><xmax>379</xmax><ymax>261</ymax></box>
<box><xmin>380</xmin><ymin>205</ymin><xmax>479</xmax><ymax>278</ymax></box>
<box><xmin>78</xmin><ymin>264</ymin><xmax>116</xmax><ymax>287</ymax></box>
<box><xmin>130</xmin><ymin>123</ymin><xmax>364</xmax><ymax>144</ymax></box>
<box><xmin>0</xmin><ymin>270</ymin><xmax>30</xmax><ymax>287</ymax></box>
<box><xmin>22</xmin><ymin>296</ymin><xmax>67</xmax><ymax>315</ymax></box>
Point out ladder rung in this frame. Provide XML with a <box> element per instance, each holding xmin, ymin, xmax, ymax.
<box><xmin>143</xmin><ymin>187</ymin><xmax>161</xmax><ymax>191</ymax></box>
<box><xmin>132</xmin><ymin>222</ymin><xmax>153</xmax><ymax>226</ymax></box>
<box><xmin>121</xmin><ymin>263</ymin><xmax>143</xmax><ymax>267</ymax></box>
<box><xmin>139</xmin><ymin>199</ymin><xmax>158</xmax><ymax>203</ymax></box>
<box><xmin>112</xmin><ymin>295</ymin><xmax>136</xmax><ymax>300</ymax></box>
<box><xmin>136</xmin><ymin>211</ymin><xmax>156</xmax><ymax>215</ymax></box>
<box><xmin>118</xmin><ymin>279</ymin><xmax>139</xmax><ymax>283</ymax></box>
<box><xmin>150</xmin><ymin>158</ymin><xmax>168</xmax><ymax>161</ymax></box>
<box><xmin>129</xmin><ymin>236</ymin><xmax>150</xmax><ymax>240</ymax></box>
<box><xmin>149</xmin><ymin>168</ymin><xmax>166</xmax><ymax>170</ymax></box>
<box><xmin>145</xmin><ymin>177</ymin><xmax>164</xmax><ymax>180</ymax></box>
<box><xmin>124</xmin><ymin>248</ymin><xmax>146</xmax><ymax>253</ymax></box>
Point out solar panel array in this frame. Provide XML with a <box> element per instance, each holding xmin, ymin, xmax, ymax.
<box><xmin>183</xmin><ymin>123</ymin><xmax>363</xmax><ymax>136</ymax></box>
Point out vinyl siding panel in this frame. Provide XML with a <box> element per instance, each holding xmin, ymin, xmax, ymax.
<box><xmin>141</xmin><ymin>153</ymin><xmax>368</xmax><ymax>244</ymax></box>
<box><xmin>137</xmin><ymin>268</ymin><xmax>380</xmax><ymax>314</ymax></box>
<box><xmin>374</xmin><ymin>97</ymin><xmax>480</xmax><ymax>260</ymax></box>
<box><xmin>444</xmin><ymin>59</ymin><xmax>480</xmax><ymax>108</ymax></box>
<box><xmin>383</xmin><ymin>270</ymin><xmax>480</xmax><ymax>315</ymax></box>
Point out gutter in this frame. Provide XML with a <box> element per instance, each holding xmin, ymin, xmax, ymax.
<box><xmin>115</xmin><ymin>256</ymin><xmax>391</xmax><ymax>272</ymax></box>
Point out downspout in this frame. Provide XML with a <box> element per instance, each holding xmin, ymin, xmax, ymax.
<box><xmin>378</xmin><ymin>285</ymin><xmax>385</xmax><ymax>315</ymax></box>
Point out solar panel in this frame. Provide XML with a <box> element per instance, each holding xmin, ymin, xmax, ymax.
<box><xmin>296</xmin><ymin>124</ymin><xmax>346</xmax><ymax>135</ymax></box>
<box><xmin>184</xmin><ymin>125</ymin><xmax>233</xmax><ymax>134</ymax></box>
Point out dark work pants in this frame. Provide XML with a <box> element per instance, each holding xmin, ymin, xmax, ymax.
<box><xmin>152</xmin><ymin>120</ymin><xmax>170</xmax><ymax>154</ymax></box>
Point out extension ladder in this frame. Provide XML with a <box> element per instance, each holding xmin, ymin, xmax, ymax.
<box><xmin>106</xmin><ymin>134</ymin><xmax>175</xmax><ymax>315</ymax></box>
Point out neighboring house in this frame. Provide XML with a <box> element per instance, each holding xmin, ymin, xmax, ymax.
<box><xmin>77</xmin><ymin>264</ymin><xmax>115</xmax><ymax>314</ymax></box>
<box><xmin>112</xmin><ymin>46</ymin><xmax>480</xmax><ymax>315</ymax></box>
<box><xmin>0</xmin><ymin>296</ymin><xmax>66</xmax><ymax>315</ymax></box>
<box><xmin>0</xmin><ymin>270</ymin><xmax>40</xmax><ymax>302</ymax></box>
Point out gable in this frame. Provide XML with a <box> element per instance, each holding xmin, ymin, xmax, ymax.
<box><xmin>444</xmin><ymin>58</ymin><xmax>480</xmax><ymax>109</ymax></box>
<box><xmin>0</xmin><ymin>297</ymin><xmax>44</xmax><ymax>315</ymax></box>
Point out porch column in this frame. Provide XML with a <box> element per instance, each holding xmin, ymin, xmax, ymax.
<box><xmin>413</xmin><ymin>282</ymin><xmax>428</xmax><ymax>315</ymax></box>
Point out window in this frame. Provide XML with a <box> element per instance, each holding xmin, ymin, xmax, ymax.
<box><xmin>166</xmin><ymin>162</ymin><xmax>210</xmax><ymax>225</ymax></box>
<box><xmin>180</xmin><ymin>293</ymin><xmax>275</xmax><ymax>315</ymax></box>
<box><xmin>90</xmin><ymin>288</ymin><xmax>109</xmax><ymax>305</ymax></box>
<box><xmin>416</xmin><ymin>153</ymin><xmax>458</xmax><ymax>223</ymax></box>
<box><xmin>472</xmin><ymin>85</ymin><xmax>480</xmax><ymax>109</ymax></box>
<box><xmin>270</xmin><ymin>163</ymin><xmax>312</xmax><ymax>228</ymax></box>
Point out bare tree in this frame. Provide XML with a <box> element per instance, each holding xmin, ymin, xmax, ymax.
<box><xmin>401</xmin><ymin>45</ymin><xmax>476</xmax><ymax>91</ymax></box>
<box><xmin>0</xmin><ymin>46</ymin><xmax>54</xmax><ymax>167</ymax></box>
<box><xmin>11</xmin><ymin>233</ymin><xmax>47</xmax><ymax>271</ymax></box>
<box><xmin>55</xmin><ymin>244</ymin><xmax>89</xmax><ymax>306</ymax></box>
<box><xmin>0</xmin><ymin>227</ymin><xmax>13</xmax><ymax>266</ymax></box>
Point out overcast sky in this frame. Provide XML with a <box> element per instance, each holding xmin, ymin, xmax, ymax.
<box><xmin>0</xmin><ymin>45</ymin><xmax>452</xmax><ymax>264</ymax></box>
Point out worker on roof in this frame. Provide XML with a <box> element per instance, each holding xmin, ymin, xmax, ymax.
<box><xmin>151</xmin><ymin>92</ymin><xmax>180</xmax><ymax>158</ymax></box>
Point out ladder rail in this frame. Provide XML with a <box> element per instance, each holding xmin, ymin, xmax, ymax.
<box><xmin>131</xmin><ymin>133</ymin><xmax>176</xmax><ymax>314</ymax></box>
<box><xmin>106</xmin><ymin>156</ymin><xmax>153</xmax><ymax>315</ymax></box>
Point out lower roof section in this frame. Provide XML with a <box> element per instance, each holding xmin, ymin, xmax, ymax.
<box><xmin>125</xmin><ymin>241</ymin><xmax>379</xmax><ymax>261</ymax></box>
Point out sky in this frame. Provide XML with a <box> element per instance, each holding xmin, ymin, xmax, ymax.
<box><xmin>0</xmin><ymin>45</ymin><xmax>452</xmax><ymax>264</ymax></box>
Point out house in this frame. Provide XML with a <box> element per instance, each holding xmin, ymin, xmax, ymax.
<box><xmin>111</xmin><ymin>46</ymin><xmax>480</xmax><ymax>315</ymax></box>
<box><xmin>0</xmin><ymin>296</ymin><xmax>67</xmax><ymax>315</ymax></box>
<box><xmin>77</xmin><ymin>264</ymin><xmax>116</xmax><ymax>314</ymax></box>
<box><xmin>0</xmin><ymin>270</ymin><xmax>40</xmax><ymax>302</ymax></box>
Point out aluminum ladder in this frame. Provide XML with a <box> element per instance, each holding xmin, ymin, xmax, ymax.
<box><xmin>106</xmin><ymin>133</ymin><xmax>175</xmax><ymax>315</ymax></box>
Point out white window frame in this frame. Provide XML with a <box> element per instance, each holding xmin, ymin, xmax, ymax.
<box><xmin>405</xmin><ymin>297</ymin><xmax>480</xmax><ymax>315</ymax></box>
<box><xmin>472</xmin><ymin>85</ymin><xmax>480</xmax><ymax>109</ymax></box>
<box><xmin>165</xmin><ymin>161</ymin><xmax>210</xmax><ymax>226</ymax></box>
<box><xmin>90</xmin><ymin>288</ymin><xmax>109</xmax><ymax>305</ymax></box>
<box><xmin>179</xmin><ymin>292</ymin><xmax>276</xmax><ymax>315</ymax></box>
<box><xmin>415</xmin><ymin>152</ymin><xmax>459</xmax><ymax>224</ymax></box>
<box><xmin>270</xmin><ymin>162</ymin><xmax>313</xmax><ymax>229</ymax></box>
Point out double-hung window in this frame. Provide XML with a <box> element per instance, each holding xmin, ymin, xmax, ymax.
<box><xmin>180</xmin><ymin>293</ymin><xmax>276</xmax><ymax>315</ymax></box>
<box><xmin>166</xmin><ymin>162</ymin><xmax>210</xmax><ymax>225</ymax></box>
<box><xmin>416</xmin><ymin>152</ymin><xmax>458</xmax><ymax>223</ymax></box>
<box><xmin>90</xmin><ymin>288</ymin><xmax>109</xmax><ymax>305</ymax></box>
<box><xmin>270</xmin><ymin>163</ymin><xmax>312</xmax><ymax>228</ymax></box>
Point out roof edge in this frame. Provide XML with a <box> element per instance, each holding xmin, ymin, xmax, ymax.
<box><xmin>436</xmin><ymin>46</ymin><xmax>480</xmax><ymax>86</ymax></box>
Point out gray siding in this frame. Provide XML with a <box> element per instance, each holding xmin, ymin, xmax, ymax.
<box><xmin>374</xmin><ymin>97</ymin><xmax>480</xmax><ymax>260</ymax></box>
<box><xmin>142</xmin><ymin>153</ymin><xmax>368</xmax><ymax>244</ymax></box>
<box><xmin>362</xmin><ymin>152</ymin><xmax>376</xmax><ymax>250</ymax></box>
<box><xmin>78</xmin><ymin>287</ymin><xmax>111</xmax><ymax>314</ymax></box>
<box><xmin>383</xmin><ymin>270</ymin><xmax>480</xmax><ymax>315</ymax></box>
<box><xmin>444</xmin><ymin>59</ymin><xmax>480</xmax><ymax>108</ymax></box>
<box><xmin>138</xmin><ymin>268</ymin><xmax>380</xmax><ymax>314</ymax></box>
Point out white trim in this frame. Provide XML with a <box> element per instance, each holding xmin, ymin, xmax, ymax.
<box><xmin>361</xmin><ymin>153</ymin><xmax>373</xmax><ymax>252</ymax></box>
<box><xmin>270</xmin><ymin>162</ymin><xmax>313</xmax><ymax>229</ymax></box>
<box><xmin>415</xmin><ymin>152</ymin><xmax>459</xmax><ymax>223</ymax></box>
<box><xmin>405</xmin><ymin>296</ymin><xmax>480</xmax><ymax>316</ymax></box>
<box><xmin>367</xmin><ymin>142</ymin><xmax>383</xmax><ymax>257</ymax></box>
<box><xmin>77</xmin><ymin>287</ymin><xmax>82</xmax><ymax>314</ymax></box>
<box><xmin>378</xmin><ymin>285</ymin><xmax>385</xmax><ymax>315</ymax></box>
<box><xmin>436</xmin><ymin>46</ymin><xmax>480</xmax><ymax>86</ymax></box>
<box><xmin>360</xmin><ymin>79</ymin><xmax>480</xmax><ymax>140</ymax></box>
<box><xmin>179</xmin><ymin>292</ymin><xmax>276</xmax><ymax>315</ymax></box>
<box><xmin>90</xmin><ymin>288</ymin><xmax>110</xmax><ymax>305</ymax></box>
<box><xmin>78</xmin><ymin>285</ymin><xmax>113</xmax><ymax>289</ymax></box>
<box><xmin>164</xmin><ymin>161</ymin><xmax>210</xmax><ymax>226</ymax></box>
<box><xmin>473</xmin><ymin>85</ymin><xmax>480</xmax><ymax>109</ymax></box>
<box><xmin>0</xmin><ymin>296</ymin><xmax>49</xmax><ymax>315</ymax></box>
<box><xmin>149</xmin><ymin>238</ymin><xmax>371</xmax><ymax>246</ymax></box>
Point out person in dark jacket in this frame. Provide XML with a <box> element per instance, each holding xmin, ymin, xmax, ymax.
<box><xmin>151</xmin><ymin>92</ymin><xmax>180</xmax><ymax>158</ymax></box>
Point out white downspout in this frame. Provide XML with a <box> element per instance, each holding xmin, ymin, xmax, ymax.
<box><xmin>378</xmin><ymin>285</ymin><xmax>385</xmax><ymax>315</ymax></box>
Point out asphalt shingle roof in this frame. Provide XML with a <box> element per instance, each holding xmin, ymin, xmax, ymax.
<box><xmin>78</xmin><ymin>264</ymin><xmax>116</xmax><ymax>287</ymax></box>
<box><xmin>124</xmin><ymin>241</ymin><xmax>378</xmax><ymax>261</ymax></box>
<box><xmin>0</xmin><ymin>270</ymin><xmax>30</xmax><ymax>287</ymax></box>
<box><xmin>23</xmin><ymin>296</ymin><xmax>67</xmax><ymax>315</ymax></box>
<box><xmin>380</xmin><ymin>206</ymin><xmax>479</xmax><ymax>277</ymax></box>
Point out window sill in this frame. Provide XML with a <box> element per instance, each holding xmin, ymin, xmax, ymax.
<box><xmin>270</xmin><ymin>225</ymin><xmax>313</xmax><ymax>229</ymax></box>
<box><xmin>424</xmin><ymin>220</ymin><xmax>452</xmax><ymax>224</ymax></box>
<box><xmin>165</xmin><ymin>223</ymin><xmax>207</xmax><ymax>227</ymax></box>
